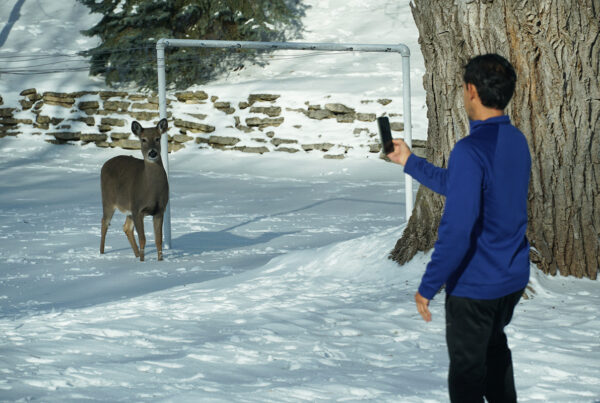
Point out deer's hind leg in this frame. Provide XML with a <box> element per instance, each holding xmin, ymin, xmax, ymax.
<box><xmin>100</xmin><ymin>206</ymin><xmax>115</xmax><ymax>254</ymax></box>
<box><xmin>124</xmin><ymin>215</ymin><xmax>140</xmax><ymax>258</ymax></box>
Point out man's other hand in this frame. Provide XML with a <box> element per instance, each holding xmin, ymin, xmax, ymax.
<box><xmin>387</xmin><ymin>138</ymin><xmax>412</xmax><ymax>166</ymax></box>
<box><xmin>415</xmin><ymin>291</ymin><xmax>432</xmax><ymax>322</ymax></box>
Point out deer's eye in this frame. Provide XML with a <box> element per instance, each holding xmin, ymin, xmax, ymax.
<box><xmin>142</xmin><ymin>138</ymin><xmax>148</xmax><ymax>143</ymax></box>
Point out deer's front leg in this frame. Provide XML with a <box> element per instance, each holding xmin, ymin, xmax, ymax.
<box><xmin>123</xmin><ymin>215</ymin><xmax>140</xmax><ymax>257</ymax></box>
<box><xmin>153</xmin><ymin>213</ymin><xmax>164</xmax><ymax>261</ymax></box>
<box><xmin>132</xmin><ymin>213</ymin><xmax>146</xmax><ymax>262</ymax></box>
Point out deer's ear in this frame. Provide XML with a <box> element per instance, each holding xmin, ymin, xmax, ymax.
<box><xmin>131</xmin><ymin>121</ymin><xmax>143</xmax><ymax>136</ymax></box>
<box><xmin>157</xmin><ymin>118</ymin><xmax>168</xmax><ymax>134</ymax></box>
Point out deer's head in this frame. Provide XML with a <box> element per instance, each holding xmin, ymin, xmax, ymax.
<box><xmin>132</xmin><ymin>119</ymin><xmax>168</xmax><ymax>163</ymax></box>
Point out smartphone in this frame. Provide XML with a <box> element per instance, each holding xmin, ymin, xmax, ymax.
<box><xmin>377</xmin><ymin>116</ymin><xmax>394</xmax><ymax>154</ymax></box>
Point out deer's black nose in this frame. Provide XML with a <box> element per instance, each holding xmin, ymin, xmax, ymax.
<box><xmin>149</xmin><ymin>150</ymin><xmax>158</xmax><ymax>159</ymax></box>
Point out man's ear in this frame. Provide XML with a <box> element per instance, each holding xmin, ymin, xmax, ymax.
<box><xmin>466</xmin><ymin>83</ymin><xmax>479</xmax><ymax>101</ymax></box>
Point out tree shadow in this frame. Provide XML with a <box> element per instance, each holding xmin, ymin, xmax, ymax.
<box><xmin>169</xmin><ymin>196</ymin><xmax>402</xmax><ymax>257</ymax></box>
<box><xmin>0</xmin><ymin>0</ymin><xmax>26</xmax><ymax>48</ymax></box>
<box><xmin>221</xmin><ymin>197</ymin><xmax>402</xmax><ymax>232</ymax></box>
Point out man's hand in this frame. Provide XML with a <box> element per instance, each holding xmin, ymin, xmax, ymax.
<box><xmin>415</xmin><ymin>291</ymin><xmax>431</xmax><ymax>322</ymax></box>
<box><xmin>386</xmin><ymin>138</ymin><xmax>412</xmax><ymax>166</ymax></box>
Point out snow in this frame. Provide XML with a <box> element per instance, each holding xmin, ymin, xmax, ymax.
<box><xmin>1</xmin><ymin>0</ymin><xmax>599</xmax><ymax>402</ymax></box>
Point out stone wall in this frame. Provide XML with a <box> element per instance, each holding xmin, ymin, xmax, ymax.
<box><xmin>0</xmin><ymin>88</ymin><xmax>426</xmax><ymax>159</ymax></box>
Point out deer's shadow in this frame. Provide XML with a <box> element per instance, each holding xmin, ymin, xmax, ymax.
<box><xmin>170</xmin><ymin>229</ymin><xmax>297</xmax><ymax>257</ymax></box>
<box><xmin>101</xmin><ymin>229</ymin><xmax>295</xmax><ymax>257</ymax></box>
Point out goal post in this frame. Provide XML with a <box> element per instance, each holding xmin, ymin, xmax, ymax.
<box><xmin>156</xmin><ymin>39</ymin><xmax>413</xmax><ymax>249</ymax></box>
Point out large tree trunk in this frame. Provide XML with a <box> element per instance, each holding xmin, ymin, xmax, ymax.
<box><xmin>390</xmin><ymin>0</ymin><xmax>600</xmax><ymax>279</ymax></box>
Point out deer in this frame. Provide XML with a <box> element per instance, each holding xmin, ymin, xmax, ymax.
<box><xmin>100</xmin><ymin>118</ymin><xmax>169</xmax><ymax>261</ymax></box>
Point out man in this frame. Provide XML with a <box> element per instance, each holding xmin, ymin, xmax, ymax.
<box><xmin>387</xmin><ymin>54</ymin><xmax>531</xmax><ymax>403</ymax></box>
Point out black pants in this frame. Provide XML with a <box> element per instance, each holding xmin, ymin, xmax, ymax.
<box><xmin>445</xmin><ymin>289</ymin><xmax>524</xmax><ymax>403</ymax></box>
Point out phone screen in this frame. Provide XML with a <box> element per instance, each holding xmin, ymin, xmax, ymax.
<box><xmin>377</xmin><ymin>116</ymin><xmax>394</xmax><ymax>154</ymax></box>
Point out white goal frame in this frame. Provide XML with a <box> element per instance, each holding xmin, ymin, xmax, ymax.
<box><xmin>156</xmin><ymin>39</ymin><xmax>413</xmax><ymax>249</ymax></box>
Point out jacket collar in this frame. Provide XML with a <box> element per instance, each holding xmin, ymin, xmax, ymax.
<box><xmin>469</xmin><ymin>115</ymin><xmax>510</xmax><ymax>132</ymax></box>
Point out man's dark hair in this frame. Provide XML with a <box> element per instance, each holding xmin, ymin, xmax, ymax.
<box><xmin>463</xmin><ymin>54</ymin><xmax>517</xmax><ymax>110</ymax></box>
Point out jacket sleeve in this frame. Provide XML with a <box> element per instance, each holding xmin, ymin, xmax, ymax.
<box><xmin>404</xmin><ymin>154</ymin><xmax>448</xmax><ymax>196</ymax></box>
<box><xmin>417</xmin><ymin>141</ymin><xmax>483</xmax><ymax>300</ymax></box>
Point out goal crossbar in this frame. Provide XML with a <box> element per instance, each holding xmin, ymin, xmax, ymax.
<box><xmin>156</xmin><ymin>39</ymin><xmax>413</xmax><ymax>249</ymax></box>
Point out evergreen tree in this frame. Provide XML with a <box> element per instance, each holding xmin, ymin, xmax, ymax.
<box><xmin>77</xmin><ymin>0</ymin><xmax>307</xmax><ymax>89</ymax></box>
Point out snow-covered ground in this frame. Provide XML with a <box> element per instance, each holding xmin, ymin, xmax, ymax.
<box><xmin>1</xmin><ymin>0</ymin><xmax>599</xmax><ymax>402</ymax></box>
<box><xmin>1</xmin><ymin>135</ymin><xmax>599</xmax><ymax>402</ymax></box>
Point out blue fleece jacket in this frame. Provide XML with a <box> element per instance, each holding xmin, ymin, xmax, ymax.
<box><xmin>404</xmin><ymin>115</ymin><xmax>531</xmax><ymax>300</ymax></box>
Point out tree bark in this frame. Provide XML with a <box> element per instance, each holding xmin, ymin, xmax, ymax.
<box><xmin>390</xmin><ymin>0</ymin><xmax>600</xmax><ymax>279</ymax></box>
